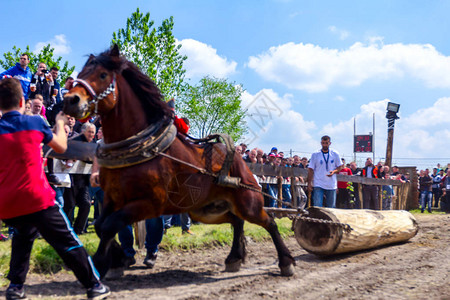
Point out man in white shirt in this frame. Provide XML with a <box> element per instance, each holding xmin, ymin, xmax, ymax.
<box><xmin>307</xmin><ymin>136</ymin><xmax>343</xmax><ymax>208</ymax></box>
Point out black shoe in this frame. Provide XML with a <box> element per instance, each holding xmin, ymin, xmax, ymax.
<box><xmin>6</xmin><ymin>284</ymin><xmax>26</xmax><ymax>300</ymax></box>
<box><xmin>123</xmin><ymin>256</ymin><xmax>136</xmax><ymax>269</ymax></box>
<box><xmin>87</xmin><ymin>282</ymin><xmax>110</xmax><ymax>300</ymax></box>
<box><xmin>143</xmin><ymin>252</ymin><xmax>157</xmax><ymax>269</ymax></box>
<box><xmin>47</xmin><ymin>174</ymin><xmax>62</xmax><ymax>186</ymax></box>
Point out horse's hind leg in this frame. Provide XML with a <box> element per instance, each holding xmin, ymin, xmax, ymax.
<box><xmin>233</xmin><ymin>191</ymin><xmax>295</xmax><ymax>276</ymax></box>
<box><xmin>265</xmin><ymin>215</ymin><xmax>295</xmax><ymax>276</ymax></box>
<box><xmin>224</xmin><ymin>213</ymin><xmax>246</xmax><ymax>272</ymax></box>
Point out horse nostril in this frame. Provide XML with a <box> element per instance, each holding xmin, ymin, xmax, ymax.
<box><xmin>69</xmin><ymin>94</ymin><xmax>80</xmax><ymax>105</ymax></box>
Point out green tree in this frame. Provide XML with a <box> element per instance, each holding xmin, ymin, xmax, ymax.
<box><xmin>178</xmin><ymin>76</ymin><xmax>248</xmax><ymax>141</ymax></box>
<box><xmin>112</xmin><ymin>8</ymin><xmax>187</xmax><ymax>99</ymax></box>
<box><xmin>0</xmin><ymin>44</ymin><xmax>75</xmax><ymax>83</ymax></box>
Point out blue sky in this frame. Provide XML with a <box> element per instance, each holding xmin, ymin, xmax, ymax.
<box><xmin>1</xmin><ymin>0</ymin><xmax>450</xmax><ymax>168</ymax></box>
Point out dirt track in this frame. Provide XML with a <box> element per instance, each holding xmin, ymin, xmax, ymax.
<box><xmin>7</xmin><ymin>213</ymin><xmax>450</xmax><ymax>300</ymax></box>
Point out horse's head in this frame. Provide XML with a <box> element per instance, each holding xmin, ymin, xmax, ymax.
<box><xmin>63</xmin><ymin>44</ymin><xmax>172</xmax><ymax>128</ymax></box>
<box><xmin>63</xmin><ymin>45</ymin><xmax>122</xmax><ymax>119</ymax></box>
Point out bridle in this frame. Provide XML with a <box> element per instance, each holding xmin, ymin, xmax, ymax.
<box><xmin>74</xmin><ymin>73</ymin><xmax>117</xmax><ymax>115</ymax></box>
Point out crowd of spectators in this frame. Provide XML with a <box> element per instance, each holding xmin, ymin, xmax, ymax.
<box><xmin>1</xmin><ymin>54</ymin><xmax>449</xmax><ymax>238</ymax></box>
<box><xmin>235</xmin><ymin>142</ymin><xmax>450</xmax><ymax>213</ymax></box>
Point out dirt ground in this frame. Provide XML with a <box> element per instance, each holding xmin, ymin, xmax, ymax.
<box><xmin>5</xmin><ymin>213</ymin><xmax>449</xmax><ymax>300</ymax></box>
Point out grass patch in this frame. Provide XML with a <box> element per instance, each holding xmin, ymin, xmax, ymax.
<box><xmin>0</xmin><ymin>217</ymin><xmax>293</xmax><ymax>284</ymax></box>
<box><xmin>160</xmin><ymin>218</ymin><xmax>293</xmax><ymax>251</ymax></box>
<box><xmin>409</xmin><ymin>209</ymin><xmax>446</xmax><ymax>215</ymax></box>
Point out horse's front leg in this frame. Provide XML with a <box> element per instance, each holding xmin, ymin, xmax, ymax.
<box><xmin>93</xmin><ymin>200</ymin><xmax>161</xmax><ymax>278</ymax></box>
<box><xmin>93</xmin><ymin>201</ymin><xmax>126</xmax><ymax>278</ymax></box>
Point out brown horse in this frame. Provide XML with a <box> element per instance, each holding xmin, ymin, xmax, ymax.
<box><xmin>63</xmin><ymin>45</ymin><xmax>295</xmax><ymax>278</ymax></box>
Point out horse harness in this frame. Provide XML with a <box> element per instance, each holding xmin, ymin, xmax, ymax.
<box><xmin>74</xmin><ymin>74</ymin><xmax>117</xmax><ymax>115</ymax></box>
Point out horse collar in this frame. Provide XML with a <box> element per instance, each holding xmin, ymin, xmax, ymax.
<box><xmin>96</xmin><ymin>118</ymin><xmax>177</xmax><ymax>169</ymax></box>
<box><xmin>74</xmin><ymin>74</ymin><xmax>116</xmax><ymax>114</ymax></box>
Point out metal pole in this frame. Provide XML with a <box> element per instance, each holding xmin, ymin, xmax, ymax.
<box><xmin>354</xmin><ymin>118</ymin><xmax>356</xmax><ymax>162</ymax></box>
<box><xmin>373</xmin><ymin>113</ymin><xmax>375</xmax><ymax>163</ymax></box>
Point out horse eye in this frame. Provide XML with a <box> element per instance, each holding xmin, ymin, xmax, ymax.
<box><xmin>100</xmin><ymin>73</ymin><xmax>108</xmax><ymax>80</ymax></box>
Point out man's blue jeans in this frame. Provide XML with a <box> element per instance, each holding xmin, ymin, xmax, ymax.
<box><xmin>267</xmin><ymin>184</ymin><xmax>292</xmax><ymax>207</ymax></box>
<box><xmin>163</xmin><ymin>213</ymin><xmax>191</xmax><ymax>231</ymax></box>
<box><xmin>312</xmin><ymin>187</ymin><xmax>336</xmax><ymax>208</ymax></box>
<box><xmin>118</xmin><ymin>216</ymin><xmax>164</xmax><ymax>257</ymax></box>
<box><xmin>420</xmin><ymin>190</ymin><xmax>432</xmax><ymax>212</ymax></box>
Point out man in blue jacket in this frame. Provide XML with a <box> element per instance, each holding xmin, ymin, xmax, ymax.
<box><xmin>0</xmin><ymin>54</ymin><xmax>32</xmax><ymax>99</ymax></box>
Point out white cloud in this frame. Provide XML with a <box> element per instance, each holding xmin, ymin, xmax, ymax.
<box><xmin>34</xmin><ymin>34</ymin><xmax>71</xmax><ymax>55</ymax></box>
<box><xmin>179</xmin><ymin>39</ymin><xmax>237</xmax><ymax>79</ymax></box>
<box><xmin>241</xmin><ymin>95</ymin><xmax>450</xmax><ymax>168</ymax></box>
<box><xmin>328</xmin><ymin>26</ymin><xmax>349</xmax><ymax>40</ymax></box>
<box><xmin>241</xmin><ymin>89</ymin><xmax>317</xmax><ymax>152</ymax></box>
<box><xmin>248</xmin><ymin>39</ymin><xmax>450</xmax><ymax>92</ymax></box>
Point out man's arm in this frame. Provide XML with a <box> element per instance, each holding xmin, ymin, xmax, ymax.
<box><xmin>47</xmin><ymin>112</ymin><xmax>68</xmax><ymax>153</ymax></box>
<box><xmin>0</xmin><ymin>66</ymin><xmax>14</xmax><ymax>77</ymax></box>
<box><xmin>90</xmin><ymin>157</ymin><xmax>100</xmax><ymax>187</ymax></box>
<box><xmin>327</xmin><ymin>164</ymin><xmax>343</xmax><ymax>177</ymax></box>
<box><xmin>307</xmin><ymin>168</ymin><xmax>314</xmax><ymax>193</ymax></box>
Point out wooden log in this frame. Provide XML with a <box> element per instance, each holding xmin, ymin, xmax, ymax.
<box><xmin>293</xmin><ymin>207</ymin><xmax>418</xmax><ymax>255</ymax></box>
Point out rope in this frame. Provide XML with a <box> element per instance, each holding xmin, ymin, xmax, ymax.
<box><xmin>153</xmin><ymin>148</ymin><xmax>353</xmax><ymax>232</ymax></box>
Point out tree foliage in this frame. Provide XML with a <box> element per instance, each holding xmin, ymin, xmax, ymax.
<box><xmin>178</xmin><ymin>76</ymin><xmax>247</xmax><ymax>141</ymax></box>
<box><xmin>0</xmin><ymin>44</ymin><xmax>75</xmax><ymax>83</ymax></box>
<box><xmin>112</xmin><ymin>8</ymin><xmax>187</xmax><ymax>99</ymax></box>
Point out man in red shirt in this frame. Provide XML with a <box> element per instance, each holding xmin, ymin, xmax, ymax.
<box><xmin>336</xmin><ymin>159</ymin><xmax>353</xmax><ymax>208</ymax></box>
<box><xmin>0</xmin><ymin>78</ymin><xmax>110</xmax><ymax>300</ymax></box>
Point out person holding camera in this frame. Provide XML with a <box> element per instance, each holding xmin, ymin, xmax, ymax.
<box><xmin>29</xmin><ymin>62</ymin><xmax>53</xmax><ymax>107</ymax></box>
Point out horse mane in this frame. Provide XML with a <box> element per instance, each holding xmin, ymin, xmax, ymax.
<box><xmin>79</xmin><ymin>47</ymin><xmax>173</xmax><ymax>124</ymax></box>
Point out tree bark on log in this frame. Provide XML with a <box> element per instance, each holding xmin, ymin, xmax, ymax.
<box><xmin>293</xmin><ymin>207</ymin><xmax>418</xmax><ymax>256</ymax></box>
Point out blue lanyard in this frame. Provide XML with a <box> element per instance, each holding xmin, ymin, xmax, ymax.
<box><xmin>322</xmin><ymin>151</ymin><xmax>330</xmax><ymax>171</ymax></box>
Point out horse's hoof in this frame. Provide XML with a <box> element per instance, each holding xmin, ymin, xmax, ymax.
<box><xmin>225</xmin><ymin>259</ymin><xmax>242</xmax><ymax>272</ymax></box>
<box><xmin>104</xmin><ymin>267</ymin><xmax>124</xmax><ymax>280</ymax></box>
<box><xmin>280</xmin><ymin>264</ymin><xmax>295</xmax><ymax>277</ymax></box>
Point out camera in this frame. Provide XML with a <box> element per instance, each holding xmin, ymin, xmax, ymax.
<box><xmin>42</xmin><ymin>69</ymin><xmax>48</xmax><ymax>74</ymax></box>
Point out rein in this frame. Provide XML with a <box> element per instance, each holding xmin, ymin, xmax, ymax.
<box><xmin>74</xmin><ymin>74</ymin><xmax>116</xmax><ymax>115</ymax></box>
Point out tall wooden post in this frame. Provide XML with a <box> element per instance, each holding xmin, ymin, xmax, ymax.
<box><xmin>385</xmin><ymin>103</ymin><xmax>400</xmax><ymax>168</ymax></box>
<box><xmin>385</xmin><ymin>119</ymin><xmax>395</xmax><ymax>168</ymax></box>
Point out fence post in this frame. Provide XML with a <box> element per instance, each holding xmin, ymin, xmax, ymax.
<box><xmin>133</xmin><ymin>220</ymin><xmax>146</xmax><ymax>249</ymax></box>
<box><xmin>378</xmin><ymin>186</ymin><xmax>383</xmax><ymax>210</ymax></box>
<box><xmin>277</xmin><ymin>177</ymin><xmax>283</xmax><ymax>208</ymax></box>
<box><xmin>358</xmin><ymin>184</ymin><xmax>363</xmax><ymax>209</ymax></box>
<box><xmin>290</xmin><ymin>177</ymin><xmax>298</xmax><ymax>208</ymax></box>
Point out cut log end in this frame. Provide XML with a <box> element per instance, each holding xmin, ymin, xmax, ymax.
<box><xmin>294</xmin><ymin>207</ymin><xmax>419</xmax><ymax>256</ymax></box>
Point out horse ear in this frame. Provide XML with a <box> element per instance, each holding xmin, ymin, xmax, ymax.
<box><xmin>111</xmin><ymin>44</ymin><xmax>120</xmax><ymax>57</ymax></box>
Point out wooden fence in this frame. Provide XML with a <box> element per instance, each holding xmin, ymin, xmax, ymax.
<box><xmin>246</xmin><ymin>163</ymin><xmax>414</xmax><ymax>211</ymax></box>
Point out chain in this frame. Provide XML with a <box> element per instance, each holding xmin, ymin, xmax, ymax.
<box><xmin>154</xmin><ymin>149</ymin><xmax>353</xmax><ymax>232</ymax></box>
<box><xmin>290</xmin><ymin>215</ymin><xmax>353</xmax><ymax>233</ymax></box>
